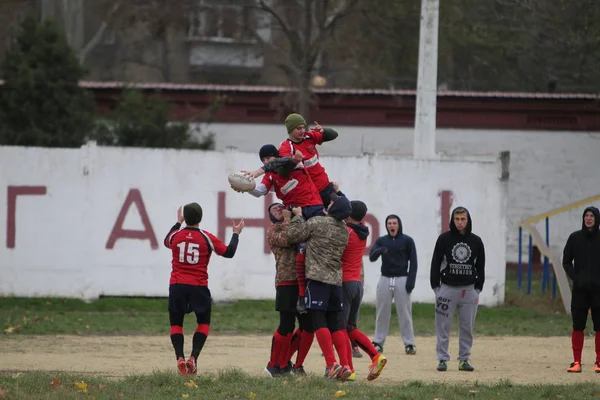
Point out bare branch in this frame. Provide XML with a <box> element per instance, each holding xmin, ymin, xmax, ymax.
<box><xmin>79</xmin><ymin>0</ymin><xmax>123</xmax><ymax>64</ymax></box>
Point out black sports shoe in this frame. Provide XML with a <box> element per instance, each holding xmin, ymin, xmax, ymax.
<box><xmin>264</xmin><ymin>363</ymin><xmax>281</xmax><ymax>377</ymax></box>
<box><xmin>292</xmin><ymin>365</ymin><xmax>307</xmax><ymax>375</ymax></box>
<box><xmin>405</xmin><ymin>345</ymin><xmax>416</xmax><ymax>355</ymax></box>
<box><xmin>437</xmin><ymin>360</ymin><xmax>448</xmax><ymax>372</ymax></box>
<box><xmin>280</xmin><ymin>361</ymin><xmax>293</xmax><ymax>375</ymax></box>
<box><xmin>458</xmin><ymin>360</ymin><xmax>475</xmax><ymax>371</ymax></box>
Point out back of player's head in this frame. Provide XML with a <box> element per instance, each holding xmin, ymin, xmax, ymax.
<box><xmin>284</xmin><ymin>113</ymin><xmax>306</xmax><ymax>133</ymax></box>
<box><xmin>259</xmin><ymin>144</ymin><xmax>279</xmax><ymax>161</ymax></box>
<box><xmin>350</xmin><ymin>200</ymin><xmax>368</xmax><ymax>221</ymax></box>
<box><xmin>183</xmin><ymin>202</ymin><xmax>203</xmax><ymax>225</ymax></box>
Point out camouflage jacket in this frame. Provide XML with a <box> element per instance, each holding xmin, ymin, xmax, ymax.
<box><xmin>287</xmin><ymin>215</ymin><xmax>349</xmax><ymax>286</ymax></box>
<box><xmin>266</xmin><ymin>220</ymin><xmax>297</xmax><ymax>287</ymax></box>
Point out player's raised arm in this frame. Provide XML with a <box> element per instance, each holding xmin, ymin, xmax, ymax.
<box><xmin>164</xmin><ymin>206</ymin><xmax>185</xmax><ymax>248</ymax></box>
<box><xmin>205</xmin><ymin>220</ymin><xmax>244</xmax><ymax>259</ymax></box>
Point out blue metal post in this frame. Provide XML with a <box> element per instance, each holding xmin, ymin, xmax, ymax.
<box><xmin>518</xmin><ymin>226</ymin><xmax>523</xmax><ymax>291</ymax></box>
<box><xmin>527</xmin><ymin>234</ymin><xmax>533</xmax><ymax>294</ymax></box>
<box><xmin>542</xmin><ymin>217</ymin><xmax>550</xmax><ymax>293</ymax></box>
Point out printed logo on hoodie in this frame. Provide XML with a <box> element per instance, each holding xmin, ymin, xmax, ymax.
<box><xmin>449</xmin><ymin>242</ymin><xmax>474</xmax><ymax>276</ymax></box>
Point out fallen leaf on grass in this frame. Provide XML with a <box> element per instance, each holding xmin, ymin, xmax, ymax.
<box><xmin>469</xmin><ymin>390</ymin><xmax>479</xmax><ymax>394</ymax></box>
<box><xmin>74</xmin><ymin>381</ymin><xmax>88</xmax><ymax>393</ymax></box>
<box><xmin>182</xmin><ymin>394</ymin><xmax>189</xmax><ymax>399</ymax></box>
<box><xmin>0</xmin><ymin>388</ymin><xmax>5</xmax><ymax>398</ymax></box>
<box><xmin>334</xmin><ymin>390</ymin><xmax>347</xmax><ymax>397</ymax></box>
<box><xmin>86</xmin><ymin>325</ymin><xmax>91</xmax><ymax>329</ymax></box>
<box><xmin>184</xmin><ymin>380</ymin><xmax>198</xmax><ymax>389</ymax></box>
<box><xmin>11</xmin><ymin>373</ymin><xmax>22</xmax><ymax>379</ymax></box>
<box><xmin>50</xmin><ymin>378</ymin><xmax>60</xmax><ymax>387</ymax></box>
<box><xmin>248</xmin><ymin>393</ymin><xmax>256</xmax><ymax>399</ymax></box>
<box><xmin>4</xmin><ymin>324</ymin><xmax>22</xmax><ymax>333</ymax></box>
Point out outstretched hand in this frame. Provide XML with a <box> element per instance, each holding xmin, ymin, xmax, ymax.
<box><xmin>177</xmin><ymin>206</ymin><xmax>184</xmax><ymax>224</ymax></box>
<box><xmin>291</xmin><ymin>151</ymin><xmax>303</xmax><ymax>164</ymax></box>
<box><xmin>243</xmin><ymin>168</ymin><xmax>265</xmax><ymax>179</ymax></box>
<box><xmin>313</xmin><ymin>121</ymin><xmax>323</xmax><ymax>133</ymax></box>
<box><xmin>233</xmin><ymin>219</ymin><xmax>245</xmax><ymax>234</ymax></box>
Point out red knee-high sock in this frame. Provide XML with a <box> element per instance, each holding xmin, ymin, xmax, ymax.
<box><xmin>572</xmin><ymin>329</ymin><xmax>585</xmax><ymax>363</ymax></box>
<box><xmin>344</xmin><ymin>331</ymin><xmax>354</xmax><ymax>371</ymax></box>
<box><xmin>269</xmin><ymin>330</ymin><xmax>286</xmax><ymax>368</ymax></box>
<box><xmin>278</xmin><ymin>333</ymin><xmax>293</xmax><ymax>368</ymax></box>
<box><xmin>595</xmin><ymin>332</ymin><xmax>600</xmax><ymax>363</ymax></box>
<box><xmin>296</xmin><ymin>253</ymin><xmax>306</xmax><ymax>296</ymax></box>
<box><xmin>295</xmin><ymin>330</ymin><xmax>314</xmax><ymax>367</ymax></box>
<box><xmin>349</xmin><ymin>328</ymin><xmax>379</xmax><ymax>360</ymax></box>
<box><xmin>286</xmin><ymin>329</ymin><xmax>301</xmax><ymax>364</ymax></box>
<box><xmin>331</xmin><ymin>330</ymin><xmax>349</xmax><ymax>366</ymax></box>
<box><xmin>315</xmin><ymin>328</ymin><xmax>336</xmax><ymax>366</ymax></box>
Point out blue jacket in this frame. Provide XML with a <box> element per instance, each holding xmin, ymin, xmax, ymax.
<box><xmin>369</xmin><ymin>214</ymin><xmax>418</xmax><ymax>293</ymax></box>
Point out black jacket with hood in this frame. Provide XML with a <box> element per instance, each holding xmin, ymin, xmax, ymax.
<box><xmin>430</xmin><ymin>207</ymin><xmax>486</xmax><ymax>291</ymax></box>
<box><xmin>369</xmin><ymin>215</ymin><xmax>418</xmax><ymax>293</ymax></box>
<box><xmin>562</xmin><ymin>206</ymin><xmax>600</xmax><ymax>290</ymax></box>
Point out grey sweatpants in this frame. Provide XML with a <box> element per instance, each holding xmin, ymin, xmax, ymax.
<box><xmin>373</xmin><ymin>276</ymin><xmax>415</xmax><ymax>346</ymax></box>
<box><xmin>435</xmin><ymin>283</ymin><xmax>479</xmax><ymax>361</ymax></box>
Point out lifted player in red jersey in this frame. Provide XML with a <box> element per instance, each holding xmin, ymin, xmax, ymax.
<box><xmin>278</xmin><ymin>113</ymin><xmax>343</xmax><ymax>207</ymax></box>
<box><xmin>164</xmin><ymin>203</ymin><xmax>244</xmax><ymax>375</ymax></box>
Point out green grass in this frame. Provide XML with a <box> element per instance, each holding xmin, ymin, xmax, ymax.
<box><xmin>0</xmin><ymin>271</ymin><xmax>576</xmax><ymax>337</ymax></box>
<box><xmin>1</xmin><ymin>370</ymin><xmax>599</xmax><ymax>400</ymax></box>
<box><xmin>0</xmin><ymin>295</ymin><xmax>573</xmax><ymax>337</ymax></box>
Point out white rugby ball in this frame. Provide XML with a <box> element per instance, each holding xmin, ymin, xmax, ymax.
<box><xmin>228</xmin><ymin>172</ymin><xmax>256</xmax><ymax>192</ymax></box>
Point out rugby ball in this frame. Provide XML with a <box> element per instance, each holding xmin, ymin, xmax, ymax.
<box><xmin>228</xmin><ymin>172</ymin><xmax>256</xmax><ymax>192</ymax></box>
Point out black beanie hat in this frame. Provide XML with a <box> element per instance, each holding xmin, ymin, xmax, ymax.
<box><xmin>183</xmin><ymin>202</ymin><xmax>203</xmax><ymax>225</ymax></box>
<box><xmin>259</xmin><ymin>144</ymin><xmax>279</xmax><ymax>160</ymax></box>
<box><xmin>350</xmin><ymin>200</ymin><xmax>368</xmax><ymax>221</ymax></box>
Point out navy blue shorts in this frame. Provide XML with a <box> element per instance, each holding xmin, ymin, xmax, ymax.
<box><xmin>275</xmin><ymin>285</ymin><xmax>299</xmax><ymax>313</ymax></box>
<box><xmin>301</xmin><ymin>205</ymin><xmax>326</xmax><ymax>220</ymax></box>
<box><xmin>169</xmin><ymin>284</ymin><xmax>212</xmax><ymax>320</ymax></box>
<box><xmin>305</xmin><ymin>280</ymin><xmax>343</xmax><ymax>311</ymax></box>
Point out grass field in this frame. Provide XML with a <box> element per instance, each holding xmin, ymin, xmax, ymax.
<box><xmin>2</xmin><ymin>272</ymin><xmax>599</xmax><ymax>399</ymax></box>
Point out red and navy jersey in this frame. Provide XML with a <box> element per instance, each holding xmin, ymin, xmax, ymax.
<box><xmin>164</xmin><ymin>225</ymin><xmax>231</xmax><ymax>286</ymax></box>
<box><xmin>341</xmin><ymin>223</ymin><xmax>368</xmax><ymax>282</ymax></box>
<box><xmin>279</xmin><ymin>130</ymin><xmax>330</xmax><ymax>192</ymax></box>
<box><xmin>260</xmin><ymin>168</ymin><xmax>323</xmax><ymax>208</ymax></box>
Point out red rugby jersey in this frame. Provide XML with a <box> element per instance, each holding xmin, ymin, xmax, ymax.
<box><xmin>260</xmin><ymin>168</ymin><xmax>323</xmax><ymax>208</ymax></box>
<box><xmin>164</xmin><ymin>227</ymin><xmax>228</xmax><ymax>286</ymax></box>
<box><xmin>341</xmin><ymin>223</ymin><xmax>368</xmax><ymax>282</ymax></box>
<box><xmin>278</xmin><ymin>130</ymin><xmax>330</xmax><ymax>192</ymax></box>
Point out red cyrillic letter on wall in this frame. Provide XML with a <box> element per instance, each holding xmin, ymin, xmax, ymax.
<box><xmin>6</xmin><ymin>186</ymin><xmax>47</xmax><ymax>248</ymax></box>
<box><xmin>106</xmin><ymin>189</ymin><xmax>158</xmax><ymax>249</ymax></box>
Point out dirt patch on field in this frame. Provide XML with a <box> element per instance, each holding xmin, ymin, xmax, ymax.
<box><xmin>0</xmin><ymin>335</ymin><xmax>597</xmax><ymax>384</ymax></box>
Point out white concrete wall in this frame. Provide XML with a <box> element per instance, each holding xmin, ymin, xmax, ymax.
<box><xmin>197</xmin><ymin>123</ymin><xmax>600</xmax><ymax>262</ymax></box>
<box><xmin>0</xmin><ymin>144</ymin><xmax>507</xmax><ymax>305</ymax></box>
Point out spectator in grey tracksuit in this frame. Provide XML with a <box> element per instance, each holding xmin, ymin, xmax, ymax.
<box><xmin>369</xmin><ymin>214</ymin><xmax>417</xmax><ymax>355</ymax></box>
<box><xmin>430</xmin><ymin>206</ymin><xmax>485</xmax><ymax>372</ymax></box>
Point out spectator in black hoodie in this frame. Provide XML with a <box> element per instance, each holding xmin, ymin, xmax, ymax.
<box><xmin>430</xmin><ymin>206</ymin><xmax>485</xmax><ymax>372</ymax></box>
<box><xmin>563</xmin><ymin>206</ymin><xmax>600</xmax><ymax>373</ymax></box>
<box><xmin>369</xmin><ymin>214</ymin><xmax>418</xmax><ymax>356</ymax></box>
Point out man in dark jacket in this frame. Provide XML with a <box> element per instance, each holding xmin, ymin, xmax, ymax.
<box><xmin>369</xmin><ymin>214</ymin><xmax>418</xmax><ymax>355</ymax></box>
<box><xmin>430</xmin><ymin>206</ymin><xmax>485</xmax><ymax>372</ymax></box>
<box><xmin>563</xmin><ymin>206</ymin><xmax>600</xmax><ymax>373</ymax></box>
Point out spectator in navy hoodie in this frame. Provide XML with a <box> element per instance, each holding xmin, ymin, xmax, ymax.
<box><xmin>369</xmin><ymin>214</ymin><xmax>418</xmax><ymax>355</ymax></box>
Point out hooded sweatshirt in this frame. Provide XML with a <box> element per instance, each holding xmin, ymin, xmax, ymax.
<box><xmin>369</xmin><ymin>215</ymin><xmax>418</xmax><ymax>292</ymax></box>
<box><xmin>430</xmin><ymin>207</ymin><xmax>485</xmax><ymax>291</ymax></box>
<box><xmin>562</xmin><ymin>206</ymin><xmax>600</xmax><ymax>290</ymax></box>
<box><xmin>341</xmin><ymin>221</ymin><xmax>370</xmax><ymax>282</ymax></box>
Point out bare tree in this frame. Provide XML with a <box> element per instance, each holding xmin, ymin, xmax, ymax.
<box><xmin>251</xmin><ymin>0</ymin><xmax>360</xmax><ymax>119</ymax></box>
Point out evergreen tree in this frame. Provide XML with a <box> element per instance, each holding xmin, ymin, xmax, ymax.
<box><xmin>0</xmin><ymin>16</ymin><xmax>94</xmax><ymax>147</ymax></box>
<box><xmin>92</xmin><ymin>89</ymin><xmax>215</xmax><ymax>150</ymax></box>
